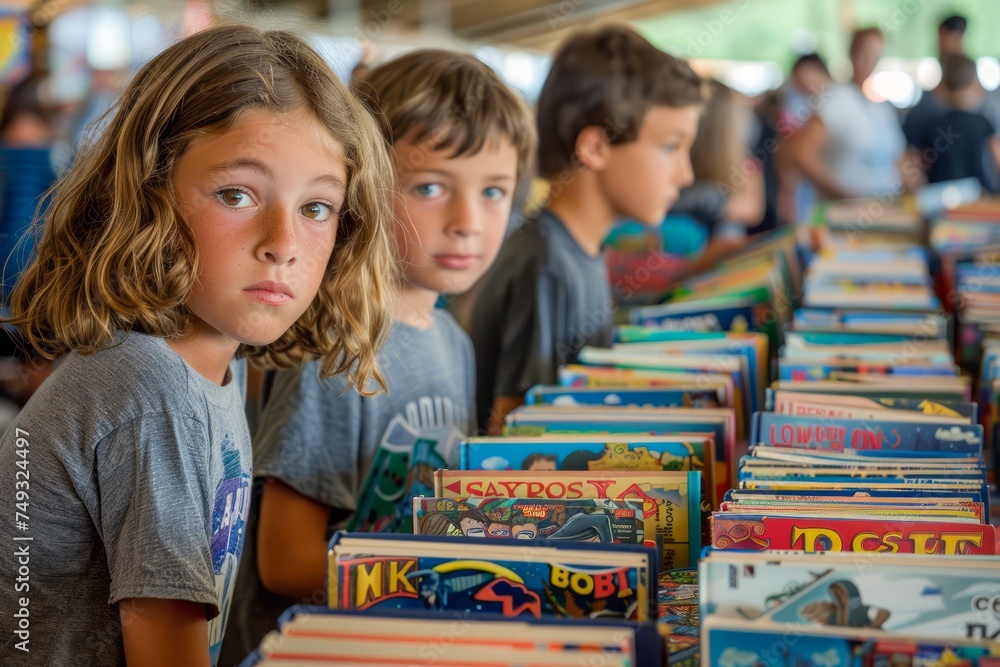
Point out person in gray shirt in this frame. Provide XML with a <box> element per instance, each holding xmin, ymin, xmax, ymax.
<box><xmin>0</xmin><ymin>24</ymin><xmax>398</xmax><ymax>667</ymax></box>
<box><xmin>220</xmin><ymin>49</ymin><xmax>536</xmax><ymax>663</ymax></box>
<box><xmin>0</xmin><ymin>335</ymin><xmax>251</xmax><ymax>666</ymax></box>
<box><xmin>220</xmin><ymin>313</ymin><xmax>474</xmax><ymax>663</ymax></box>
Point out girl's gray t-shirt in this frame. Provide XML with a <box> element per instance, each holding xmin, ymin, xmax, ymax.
<box><xmin>0</xmin><ymin>333</ymin><xmax>251</xmax><ymax>667</ymax></box>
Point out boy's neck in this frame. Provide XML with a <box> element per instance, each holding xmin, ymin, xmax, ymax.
<box><xmin>546</xmin><ymin>175</ymin><xmax>616</xmax><ymax>257</ymax></box>
<box><xmin>395</xmin><ymin>285</ymin><xmax>439</xmax><ymax>330</ymax></box>
<box><xmin>946</xmin><ymin>88</ymin><xmax>983</xmax><ymax>111</ymax></box>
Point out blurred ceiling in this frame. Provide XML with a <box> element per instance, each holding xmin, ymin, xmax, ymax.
<box><xmin>316</xmin><ymin>0</ymin><xmax>726</xmax><ymax>50</ymax></box>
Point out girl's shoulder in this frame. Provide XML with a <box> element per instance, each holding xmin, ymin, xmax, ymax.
<box><xmin>33</xmin><ymin>333</ymin><xmax>197</xmax><ymax>419</ymax></box>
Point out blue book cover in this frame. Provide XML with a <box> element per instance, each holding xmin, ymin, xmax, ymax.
<box><xmin>525</xmin><ymin>385</ymin><xmax>722</xmax><ymax>409</ymax></box>
<box><xmin>627</xmin><ymin>297</ymin><xmax>758</xmax><ymax>333</ymax></box>
<box><xmin>751</xmin><ymin>413</ymin><xmax>984</xmax><ymax>458</ymax></box>
<box><xmin>778</xmin><ymin>362</ymin><xmax>956</xmax><ymax>381</ymax></box>
<box><xmin>505</xmin><ymin>409</ymin><xmax>731</xmax><ymax>465</ymax></box>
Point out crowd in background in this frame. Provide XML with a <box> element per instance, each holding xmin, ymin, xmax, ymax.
<box><xmin>1</xmin><ymin>11</ymin><xmax>998</xmax><ymax>423</ymax></box>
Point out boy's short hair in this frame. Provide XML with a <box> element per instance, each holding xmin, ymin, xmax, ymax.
<box><xmin>941</xmin><ymin>53</ymin><xmax>979</xmax><ymax>91</ymax></box>
<box><xmin>353</xmin><ymin>49</ymin><xmax>536</xmax><ymax>179</ymax></box>
<box><xmin>535</xmin><ymin>24</ymin><xmax>706</xmax><ymax>180</ymax></box>
<box><xmin>792</xmin><ymin>53</ymin><xmax>830</xmax><ymax>76</ymax></box>
<box><xmin>939</xmin><ymin>14</ymin><xmax>967</xmax><ymax>35</ymax></box>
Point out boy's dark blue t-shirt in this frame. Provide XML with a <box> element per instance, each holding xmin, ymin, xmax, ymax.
<box><xmin>470</xmin><ymin>208</ymin><xmax>613</xmax><ymax>428</ymax></box>
<box><xmin>916</xmin><ymin>108</ymin><xmax>995</xmax><ymax>190</ymax></box>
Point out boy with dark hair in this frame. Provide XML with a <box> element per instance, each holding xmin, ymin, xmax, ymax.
<box><xmin>903</xmin><ymin>13</ymin><xmax>969</xmax><ymax>149</ymax></box>
<box><xmin>471</xmin><ymin>25</ymin><xmax>706</xmax><ymax>432</ymax></box>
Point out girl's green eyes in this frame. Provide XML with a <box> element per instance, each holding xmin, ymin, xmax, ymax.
<box><xmin>216</xmin><ymin>188</ymin><xmax>335</xmax><ymax>221</ymax></box>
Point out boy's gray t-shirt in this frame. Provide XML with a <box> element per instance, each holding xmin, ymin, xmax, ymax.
<box><xmin>219</xmin><ymin>311</ymin><xmax>475</xmax><ymax>663</ymax></box>
<box><xmin>0</xmin><ymin>333</ymin><xmax>251</xmax><ymax>667</ymax></box>
<box><xmin>471</xmin><ymin>208</ymin><xmax>613</xmax><ymax>427</ymax></box>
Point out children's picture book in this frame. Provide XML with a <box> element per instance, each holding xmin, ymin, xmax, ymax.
<box><xmin>768</xmin><ymin>389</ymin><xmax>977</xmax><ymax>422</ymax></box>
<box><xmin>752</xmin><ymin>413</ymin><xmax>984</xmax><ymax>457</ymax></box>
<box><xmin>577</xmin><ymin>346</ymin><xmax>753</xmax><ymax>420</ymax></box>
<box><xmin>656</xmin><ymin>568</ymin><xmax>700</xmax><ymax>667</ymax></box>
<box><xmin>700</xmin><ymin>550</ymin><xmax>1000</xmax><ymax>639</ymax></box>
<box><xmin>411</xmin><ymin>496</ymin><xmax>648</xmax><ymax>545</ymax></box>
<box><xmin>458</xmin><ymin>434</ymin><xmax>715</xmax><ymax>511</ymax></box>
<box><xmin>710</xmin><ymin>514</ymin><xmax>999</xmax><ymax>554</ymax></box>
<box><xmin>792</xmin><ymin>308</ymin><xmax>949</xmax><ymax>338</ymax></box>
<box><xmin>627</xmin><ymin>295</ymin><xmax>761</xmax><ymax>333</ymax></box>
<box><xmin>772</xmin><ymin>379</ymin><xmax>971</xmax><ymax>402</ymax></box>
<box><xmin>434</xmin><ymin>469</ymin><xmax>701</xmax><ymax>570</ymax></box>
<box><xmin>525</xmin><ymin>384</ymin><xmax>725</xmax><ymax>409</ymax></box>
<box><xmin>504</xmin><ymin>405</ymin><xmax>738</xmax><ymax>504</ymax></box>
<box><xmin>347</xmin><ymin>423</ymin><xmax>463</xmax><ymax>534</ymax></box>
<box><xmin>327</xmin><ymin>532</ymin><xmax>657</xmax><ymax>622</ymax></box>
<box><xmin>701</xmin><ymin>624</ymin><xmax>998</xmax><ymax>667</ymax></box>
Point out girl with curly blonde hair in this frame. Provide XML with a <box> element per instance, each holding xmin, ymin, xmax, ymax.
<box><xmin>0</xmin><ymin>23</ymin><xmax>396</xmax><ymax>667</ymax></box>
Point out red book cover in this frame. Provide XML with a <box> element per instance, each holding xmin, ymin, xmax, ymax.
<box><xmin>711</xmin><ymin>514</ymin><xmax>999</xmax><ymax>555</ymax></box>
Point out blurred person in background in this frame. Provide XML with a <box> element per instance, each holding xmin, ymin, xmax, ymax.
<box><xmin>0</xmin><ymin>77</ymin><xmax>57</xmax><ymax>432</ymax></box>
<box><xmin>661</xmin><ymin>80</ymin><xmax>764</xmax><ymax>270</ymax></box>
<box><xmin>0</xmin><ymin>77</ymin><xmax>55</xmax><ymax>302</ymax></box>
<box><xmin>912</xmin><ymin>54</ymin><xmax>1000</xmax><ymax>191</ymax></box>
<box><xmin>903</xmin><ymin>14</ymin><xmax>968</xmax><ymax>147</ymax></box>
<box><xmin>784</xmin><ymin>28</ymin><xmax>914</xmax><ymax>205</ymax></box>
<box><xmin>769</xmin><ymin>53</ymin><xmax>832</xmax><ymax>225</ymax></box>
<box><xmin>777</xmin><ymin>53</ymin><xmax>833</xmax><ymax>137</ymax></box>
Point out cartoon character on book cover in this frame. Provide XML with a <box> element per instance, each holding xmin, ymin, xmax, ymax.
<box><xmin>413</xmin><ymin>497</ymin><xmax>646</xmax><ymax>544</ymax></box>
<box><xmin>335</xmin><ymin>555</ymin><xmax>645</xmax><ymax>621</ymax></box>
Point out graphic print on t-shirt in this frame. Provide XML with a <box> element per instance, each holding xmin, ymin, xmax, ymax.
<box><xmin>348</xmin><ymin>413</ymin><xmax>463</xmax><ymax>534</ymax></box>
<box><xmin>401</xmin><ymin>394</ymin><xmax>470</xmax><ymax>432</ymax></box>
<box><xmin>207</xmin><ymin>434</ymin><xmax>251</xmax><ymax>665</ymax></box>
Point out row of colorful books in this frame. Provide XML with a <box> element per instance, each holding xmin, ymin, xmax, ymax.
<box><xmin>712</xmin><ymin>408</ymin><xmax>994</xmax><ymax>555</ymax></box>
<box><xmin>693</xmin><ymin>198</ymin><xmax>1000</xmax><ymax>665</ymax></box>
<box><xmin>930</xmin><ymin>198</ymin><xmax>1000</xmax><ymax>490</ymax></box>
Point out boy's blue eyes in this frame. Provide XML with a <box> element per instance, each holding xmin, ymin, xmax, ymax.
<box><xmin>483</xmin><ymin>186</ymin><xmax>504</xmax><ymax>201</ymax></box>
<box><xmin>412</xmin><ymin>184</ymin><xmax>507</xmax><ymax>200</ymax></box>
<box><xmin>414</xmin><ymin>183</ymin><xmax>442</xmax><ymax>197</ymax></box>
<box><xmin>215</xmin><ymin>188</ymin><xmax>335</xmax><ymax>221</ymax></box>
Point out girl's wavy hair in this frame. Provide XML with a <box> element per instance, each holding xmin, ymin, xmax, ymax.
<box><xmin>6</xmin><ymin>23</ymin><xmax>397</xmax><ymax>393</ymax></box>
